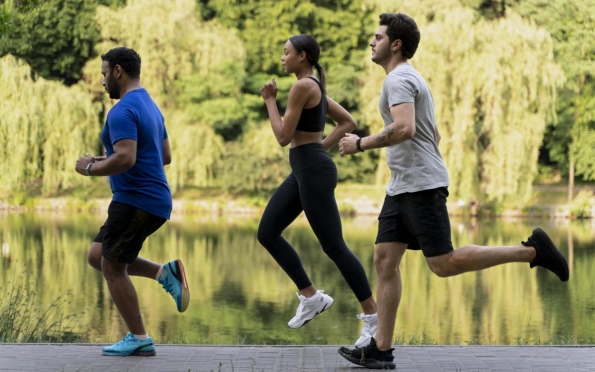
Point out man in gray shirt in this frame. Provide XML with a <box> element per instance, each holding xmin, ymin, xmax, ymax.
<box><xmin>337</xmin><ymin>13</ymin><xmax>569</xmax><ymax>370</ymax></box>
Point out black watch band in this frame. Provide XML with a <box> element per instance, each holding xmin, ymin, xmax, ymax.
<box><xmin>356</xmin><ymin>138</ymin><xmax>364</xmax><ymax>152</ymax></box>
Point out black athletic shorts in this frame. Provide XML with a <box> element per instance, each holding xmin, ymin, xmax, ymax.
<box><xmin>93</xmin><ymin>201</ymin><xmax>167</xmax><ymax>263</ymax></box>
<box><xmin>375</xmin><ymin>187</ymin><xmax>453</xmax><ymax>257</ymax></box>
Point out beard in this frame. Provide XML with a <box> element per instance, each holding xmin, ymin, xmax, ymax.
<box><xmin>371</xmin><ymin>46</ymin><xmax>391</xmax><ymax>65</ymax></box>
<box><xmin>106</xmin><ymin>74</ymin><xmax>121</xmax><ymax>99</ymax></box>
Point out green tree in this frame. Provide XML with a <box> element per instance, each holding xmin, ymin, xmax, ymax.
<box><xmin>0</xmin><ymin>55</ymin><xmax>100</xmax><ymax>198</ymax></box>
<box><xmin>216</xmin><ymin>124</ymin><xmax>290</xmax><ymax>195</ymax></box>
<box><xmin>0</xmin><ymin>0</ymin><xmax>125</xmax><ymax>85</ymax></box>
<box><xmin>0</xmin><ymin>0</ymin><xmax>39</xmax><ymax>38</ymax></box>
<box><xmin>361</xmin><ymin>0</ymin><xmax>563</xmax><ymax>205</ymax></box>
<box><xmin>513</xmin><ymin>0</ymin><xmax>595</xmax><ymax>202</ymax></box>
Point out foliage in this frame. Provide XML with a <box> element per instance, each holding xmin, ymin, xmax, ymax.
<box><xmin>0</xmin><ymin>270</ymin><xmax>85</xmax><ymax>342</ymax></box>
<box><xmin>0</xmin><ymin>0</ymin><xmax>40</xmax><ymax>38</ymax></box>
<box><xmin>0</xmin><ymin>0</ymin><xmax>125</xmax><ymax>85</ymax></box>
<box><xmin>215</xmin><ymin>124</ymin><xmax>290</xmax><ymax>195</ymax></box>
<box><xmin>513</xmin><ymin>0</ymin><xmax>595</xmax><ymax>182</ymax></box>
<box><xmin>460</xmin><ymin>0</ymin><xmax>517</xmax><ymax>19</ymax></box>
<box><xmin>0</xmin><ymin>55</ymin><xmax>101</xmax><ymax>198</ymax></box>
<box><xmin>0</xmin><ymin>0</ymin><xmax>592</xmax><ymax>204</ymax></box>
<box><xmin>569</xmin><ymin>190</ymin><xmax>594</xmax><ymax>219</ymax></box>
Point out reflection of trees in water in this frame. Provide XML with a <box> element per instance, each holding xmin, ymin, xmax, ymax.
<box><xmin>0</xmin><ymin>213</ymin><xmax>593</xmax><ymax>344</ymax></box>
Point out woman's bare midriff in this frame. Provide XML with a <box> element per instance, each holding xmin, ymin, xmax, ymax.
<box><xmin>290</xmin><ymin>130</ymin><xmax>323</xmax><ymax>148</ymax></box>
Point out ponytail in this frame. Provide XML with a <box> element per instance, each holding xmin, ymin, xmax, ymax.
<box><xmin>314</xmin><ymin>63</ymin><xmax>326</xmax><ymax>95</ymax></box>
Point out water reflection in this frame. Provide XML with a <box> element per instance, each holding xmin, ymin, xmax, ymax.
<box><xmin>0</xmin><ymin>212</ymin><xmax>594</xmax><ymax>345</ymax></box>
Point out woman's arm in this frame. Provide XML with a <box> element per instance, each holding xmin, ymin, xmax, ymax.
<box><xmin>261</xmin><ymin>78</ymin><xmax>314</xmax><ymax>147</ymax></box>
<box><xmin>321</xmin><ymin>96</ymin><xmax>357</xmax><ymax>151</ymax></box>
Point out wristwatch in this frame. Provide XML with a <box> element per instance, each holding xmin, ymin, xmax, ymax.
<box><xmin>356</xmin><ymin>138</ymin><xmax>364</xmax><ymax>152</ymax></box>
<box><xmin>85</xmin><ymin>162</ymin><xmax>93</xmax><ymax>176</ymax></box>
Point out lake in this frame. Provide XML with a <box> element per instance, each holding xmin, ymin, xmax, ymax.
<box><xmin>0</xmin><ymin>211</ymin><xmax>593</xmax><ymax>345</ymax></box>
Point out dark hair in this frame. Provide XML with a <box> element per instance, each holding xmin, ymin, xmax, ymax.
<box><xmin>101</xmin><ymin>47</ymin><xmax>142</xmax><ymax>79</ymax></box>
<box><xmin>289</xmin><ymin>34</ymin><xmax>326</xmax><ymax>94</ymax></box>
<box><xmin>379</xmin><ymin>13</ymin><xmax>420</xmax><ymax>59</ymax></box>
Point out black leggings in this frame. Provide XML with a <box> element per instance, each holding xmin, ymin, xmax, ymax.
<box><xmin>257</xmin><ymin>143</ymin><xmax>372</xmax><ymax>302</ymax></box>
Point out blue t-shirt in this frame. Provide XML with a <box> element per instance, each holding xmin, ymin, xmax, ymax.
<box><xmin>101</xmin><ymin>88</ymin><xmax>172</xmax><ymax>219</ymax></box>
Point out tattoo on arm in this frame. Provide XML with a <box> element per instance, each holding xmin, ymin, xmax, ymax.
<box><xmin>373</xmin><ymin>127</ymin><xmax>394</xmax><ymax>148</ymax></box>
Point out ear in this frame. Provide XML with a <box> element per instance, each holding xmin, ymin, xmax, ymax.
<box><xmin>114</xmin><ymin>64</ymin><xmax>123</xmax><ymax>79</ymax></box>
<box><xmin>391</xmin><ymin>39</ymin><xmax>402</xmax><ymax>53</ymax></box>
<box><xmin>299</xmin><ymin>51</ymin><xmax>307</xmax><ymax>63</ymax></box>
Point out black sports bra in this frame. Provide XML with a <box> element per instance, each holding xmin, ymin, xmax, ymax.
<box><xmin>295</xmin><ymin>77</ymin><xmax>328</xmax><ymax>132</ymax></box>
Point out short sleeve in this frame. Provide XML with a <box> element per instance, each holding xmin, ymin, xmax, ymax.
<box><xmin>107</xmin><ymin>105</ymin><xmax>138</xmax><ymax>144</ymax></box>
<box><xmin>385</xmin><ymin>72</ymin><xmax>416</xmax><ymax>107</ymax></box>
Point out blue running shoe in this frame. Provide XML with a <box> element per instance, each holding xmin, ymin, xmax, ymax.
<box><xmin>102</xmin><ymin>333</ymin><xmax>156</xmax><ymax>356</ymax></box>
<box><xmin>158</xmin><ymin>259</ymin><xmax>189</xmax><ymax>312</ymax></box>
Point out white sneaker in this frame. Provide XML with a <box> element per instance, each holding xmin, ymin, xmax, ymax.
<box><xmin>354</xmin><ymin>313</ymin><xmax>377</xmax><ymax>348</ymax></box>
<box><xmin>287</xmin><ymin>290</ymin><xmax>334</xmax><ymax>328</ymax></box>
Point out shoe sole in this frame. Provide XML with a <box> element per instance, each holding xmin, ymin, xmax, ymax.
<box><xmin>103</xmin><ymin>347</ymin><xmax>156</xmax><ymax>357</ymax></box>
<box><xmin>533</xmin><ymin>228</ymin><xmax>569</xmax><ymax>282</ymax></box>
<box><xmin>288</xmin><ymin>298</ymin><xmax>334</xmax><ymax>329</ymax></box>
<box><xmin>175</xmin><ymin>259</ymin><xmax>190</xmax><ymax>312</ymax></box>
<box><xmin>338</xmin><ymin>349</ymin><xmax>395</xmax><ymax>369</ymax></box>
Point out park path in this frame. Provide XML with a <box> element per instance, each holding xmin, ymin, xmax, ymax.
<box><xmin>0</xmin><ymin>343</ymin><xmax>594</xmax><ymax>371</ymax></box>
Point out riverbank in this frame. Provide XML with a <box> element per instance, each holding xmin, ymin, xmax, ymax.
<box><xmin>2</xmin><ymin>184</ymin><xmax>595</xmax><ymax>219</ymax></box>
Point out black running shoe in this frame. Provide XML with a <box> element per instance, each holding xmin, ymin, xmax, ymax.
<box><xmin>338</xmin><ymin>337</ymin><xmax>395</xmax><ymax>370</ymax></box>
<box><xmin>522</xmin><ymin>228</ymin><xmax>569</xmax><ymax>282</ymax></box>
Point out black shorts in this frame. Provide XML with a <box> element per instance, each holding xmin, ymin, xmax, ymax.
<box><xmin>93</xmin><ymin>201</ymin><xmax>167</xmax><ymax>263</ymax></box>
<box><xmin>375</xmin><ymin>187</ymin><xmax>453</xmax><ymax>257</ymax></box>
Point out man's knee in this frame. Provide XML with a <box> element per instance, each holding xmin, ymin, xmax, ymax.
<box><xmin>87</xmin><ymin>242</ymin><xmax>102</xmax><ymax>271</ymax></box>
<box><xmin>100</xmin><ymin>257</ymin><xmax>127</xmax><ymax>281</ymax></box>
<box><xmin>426</xmin><ymin>252</ymin><xmax>456</xmax><ymax>278</ymax></box>
<box><xmin>374</xmin><ymin>242</ymin><xmax>406</xmax><ymax>278</ymax></box>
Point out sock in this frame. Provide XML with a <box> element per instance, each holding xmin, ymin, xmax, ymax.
<box><xmin>133</xmin><ymin>333</ymin><xmax>149</xmax><ymax>340</ymax></box>
<box><xmin>155</xmin><ymin>266</ymin><xmax>164</xmax><ymax>281</ymax></box>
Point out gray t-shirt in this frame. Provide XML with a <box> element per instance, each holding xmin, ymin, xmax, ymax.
<box><xmin>379</xmin><ymin>63</ymin><xmax>449</xmax><ymax>196</ymax></box>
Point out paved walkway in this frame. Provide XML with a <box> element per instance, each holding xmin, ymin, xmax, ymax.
<box><xmin>0</xmin><ymin>344</ymin><xmax>594</xmax><ymax>372</ymax></box>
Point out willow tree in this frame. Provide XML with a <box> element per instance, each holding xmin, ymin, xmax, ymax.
<box><xmin>0</xmin><ymin>0</ymin><xmax>126</xmax><ymax>85</ymax></box>
<box><xmin>0</xmin><ymin>55</ymin><xmax>100</xmax><ymax>198</ymax></box>
<box><xmin>360</xmin><ymin>0</ymin><xmax>563</xmax><ymax>205</ymax></box>
<box><xmin>82</xmin><ymin>0</ymin><xmax>247</xmax><ymax>192</ymax></box>
<box><xmin>514</xmin><ymin>0</ymin><xmax>595</xmax><ymax>202</ymax></box>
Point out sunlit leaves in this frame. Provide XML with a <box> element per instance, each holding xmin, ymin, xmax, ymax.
<box><xmin>0</xmin><ymin>55</ymin><xmax>100</xmax><ymax>197</ymax></box>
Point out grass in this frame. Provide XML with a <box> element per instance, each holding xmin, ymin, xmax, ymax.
<box><xmin>0</xmin><ymin>270</ymin><xmax>86</xmax><ymax>343</ymax></box>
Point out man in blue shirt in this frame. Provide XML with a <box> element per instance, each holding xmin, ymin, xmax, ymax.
<box><xmin>75</xmin><ymin>47</ymin><xmax>189</xmax><ymax>357</ymax></box>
